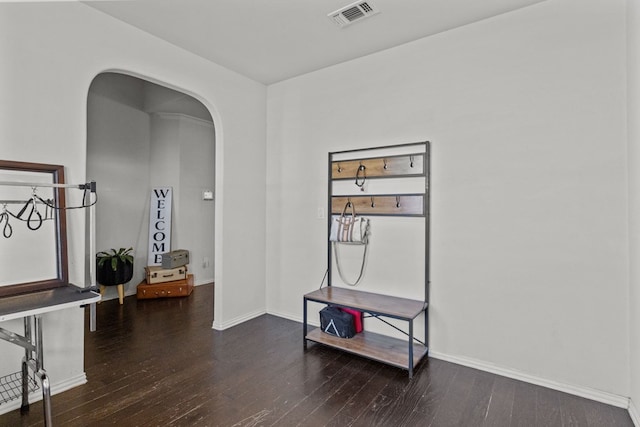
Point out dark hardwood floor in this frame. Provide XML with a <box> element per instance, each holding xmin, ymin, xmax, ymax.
<box><xmin>0</xmin><ymin>283</ymin><xmax>634</xmax><ymax>426</ymax></box>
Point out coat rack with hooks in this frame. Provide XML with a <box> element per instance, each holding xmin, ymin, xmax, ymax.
<box><xmin>304</xmin><ymin>141</ymin><xmax>431</xmax><ymax>378</ymax></box>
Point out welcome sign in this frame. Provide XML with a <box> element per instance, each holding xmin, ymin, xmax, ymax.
<box><xmin>148</xmin><ymin>187</ymin><xmax>172</xmax><ymax>265</ymax></box>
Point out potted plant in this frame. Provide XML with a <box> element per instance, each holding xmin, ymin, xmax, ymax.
<box><xmin>96</xmin><ymin>248</ymin><xmax>134</xmax><ymax>304</ymax></box>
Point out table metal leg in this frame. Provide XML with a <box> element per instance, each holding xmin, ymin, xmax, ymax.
<box><xmin>33</xmin><ymin>315</ymin><xmax>53</xmax><ymax>426</ymax></box>
<box><xmin>90</xmin><ymin>302</ymin><xmax>97</xmax><ymax>332</ymax></box>
<box><xmin>303</xmin><ymin>298</ymin><xmax>308</xmax><ymax>349</ymax></box>
<box><xmin>20</xmin><ymin>317</ymin><xmax>32</xmax><ymax>413</ymax></box>
<box><xmin>38</xmin><ymin>370</ymin><xmax>52</xmax><ymax>426</ymax></box>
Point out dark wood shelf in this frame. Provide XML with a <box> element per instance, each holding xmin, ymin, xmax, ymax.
<box><xmin>306</xmin><ymin>328</ymin><xmax>428</xmax><ymax>370</ymax></box>
<box><xmin>304</xmin><ymin>287</ymin><xmax>427</xmax><ymax>321</ymax></box>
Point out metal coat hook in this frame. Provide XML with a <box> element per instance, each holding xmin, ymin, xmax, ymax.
<box><xmin>383</xmin><ymin>159</ymin><xmax>388</xmax><ymax>170</ymax></box>
<box><xmin>355</xmin><ymin>163</ymin><xmax>366</xmax><ymax>191</ymax></box>
<box><xmin>370</xmin><ymin>196</ymin><xmax>375</xmax><ymax>208</ymax></box>
<box><xmin>396</xmin><ymin>196</ymin><xmax>401</xmax><ymax>208</ymax></box>
<box><xmin>337</xmin><ymin>163</ymin><xmax>342</xmax><ymax>173</ymax></box>
<box><xmin>409</xmin><ymin>156</ymin><xmax>414</xmax><ymax>168</ymax></box>
<box><xmin>347</xmin><ymin>197</ymin><xmax>352</xmax><ymax>208</ymax></box>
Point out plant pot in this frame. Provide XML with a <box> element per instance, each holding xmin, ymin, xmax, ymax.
<box><xmin>96</xmin><ymin>258</ymin><xmax>134</xmax><ymax>286</ymax></box>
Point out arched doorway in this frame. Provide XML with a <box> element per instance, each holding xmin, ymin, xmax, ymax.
<box><xmin>87</xmin><ymin>72</ymin><xmax>215</xmax><ymax>302</ymax></box>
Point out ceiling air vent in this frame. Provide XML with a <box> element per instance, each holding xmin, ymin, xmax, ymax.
<box><xmin>329</xmin><ymin>1</ymin><xmax>380</xmax><ymax>28</ymax></box>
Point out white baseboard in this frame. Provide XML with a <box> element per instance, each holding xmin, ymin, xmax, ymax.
<box><xmin>630</xmin><ymin>399</ymin><xmax>639</xmax><ymax>427</ymax></box>
<box><xmin>429</xmin><ymin>351</ymin><xmax>629</xmax><ymax>409</ymax></box>
<box><xmin>0</xmin><ymin>372</ymin><xmax>87</xmax><ymax>416</ymax></box>
<box><xmin>195</xmin><ymin>278</ymin><xmax>214</xmax><ymax>286</ymax></box>
<box><xmin>212</xmin><ymin>308</ymin><xmax>266</xmax><ymax>331</ymax></box>
<box><xmin>267</xmin><ymin>309</ymin><xmax>309</xmax><ymax>324</ymax></box>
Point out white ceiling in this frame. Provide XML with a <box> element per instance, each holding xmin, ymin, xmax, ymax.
<box><xmin>82</xmin><ymin>0</ymin><xmax>546</xmax><ymax>85</ymax></box>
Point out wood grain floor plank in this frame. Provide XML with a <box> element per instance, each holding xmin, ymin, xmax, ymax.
<box><xmin>481</xmin><ymin>375</ymin><xmax>516</xmax><ymax>427</ymax></box>
<box><xmin>323</xmin><ymin>359</ymin><xmax>396</xmax><ymax>427</ymax></box>
<box><xmin>511</xmin><ymin>380</ymin><xmax>539</xmax><ymax>427</ymax></box>
<box><xmin>348</xmin><ymin>368</ymin><xmax>407</xmax><ymax>427</ymax></box>
<box><xmin>536</xmin><ymin>384</ymin><xmax>563</xmax><ymax>426</ymax></box>
<box><xmin>560</xmin><ymin>393</ymin><xmax>590</xmax><ymax>426</ymax></box>
<box><xmin>356</xmin><ymin>358</ymin><xmax>438</xmax><ymax>427</ymax></box>
<box><xmin>400</xmin><ymin>358</ymin><xmax>459</xmax><ymax>426</ymax></box>
<box><xmin>427</xmin><ymin>364</ymin><xmax>478</xmax><ymax>426</ymax></box>
<box><xmin>455</xmin><ymin>368</ymin><xmax>496</xmax><ymax>425</ymax></box>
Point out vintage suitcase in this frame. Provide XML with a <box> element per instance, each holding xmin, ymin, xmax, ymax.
<box><xmin>145</xmin><ymin>265</ymin><xmax>187</xmax><ymax>284</ymax></box>
<box><xmin>136</xmin><ymin>274</ymin><xmax>194</xmax><ymax>299</ymax></box>
<box><xmin>161</xmin><ymin>249</ymin><xmax>190</xmax><ymax>269</ymax></box>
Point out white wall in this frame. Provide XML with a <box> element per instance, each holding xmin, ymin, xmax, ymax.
<box><xmin>176</xmin><ymin>114</ymin><xmax>216</xmax><ymax>284</ymax></box>
<box><xmin>0</xmin><ymin>1</ymin><xmax>266</xmax><ymax>410</ymax></box>
<box><xmin>627</xmin><ymin>0</ymin><xmax>640</xmax><ymax>421</ymax></box>
<box><xmin>150</xmin><ymin>112</ymin><xmax>216</xmax><ymax>285</ymax></box>
<box><xmin>88</xmin><ymin>76</ymin><xmax>152</xmax><ymax>296</ymax></box>
<box><xmin>266</xmin><ymin>0</ymin><xmax>629</xmax><ymax>401</ymax></box>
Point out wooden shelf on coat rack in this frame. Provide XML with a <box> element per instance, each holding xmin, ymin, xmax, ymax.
<box><xmin>331</xmin><ymin>194</ymin><xmax>425</xmax><ymax>217</ymax></box>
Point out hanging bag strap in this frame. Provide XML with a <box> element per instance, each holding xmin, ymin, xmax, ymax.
<box><xmin>333</xmin><ymin>241</ymin><xmax>368</xmax><ymax>286</ymax></box>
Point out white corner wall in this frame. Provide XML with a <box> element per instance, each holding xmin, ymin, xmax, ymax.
<box><xmin>0</xmin><ymin>1</ymin><xmax>266</xmax><ymax>409</ymax></box>
<box><xmin>627</xmin><ymin>0</ymin><xmax>640</xmax><ymax>422</ymax></box>
<box><xmin>266</xmin><ymin>0</ymin><xmax>629</xmax><ymax>402</ymax></box>
<box><xmin>88</xmin><ymin>83</ymin><xmax>152</xmax><ymax>296</ymax></box>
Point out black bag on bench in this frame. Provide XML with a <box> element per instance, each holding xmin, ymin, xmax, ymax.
<box><xmin>320</xmin><ymin>306</ymin><xmax>356</xmax><ymax>338</ymax></box>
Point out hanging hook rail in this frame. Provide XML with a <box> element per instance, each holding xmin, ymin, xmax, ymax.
<box><xmin>331</xmin><ymin>194</ymin><xmax>424</xmax><ymax>216</ymax></box>
<box><xmin>0</xmin><ymin>181</ymin><xmax>97</xmax><ymax>238</ymax></box>
<box><xmin>0</xmin><ymin>181</ymin><xmax>93</xmax><ymax>189</ymax></box>
<box><xmin>331</xmin><ymin>153</ymin><xmax>425</xmax><ymax>180</ymax></box>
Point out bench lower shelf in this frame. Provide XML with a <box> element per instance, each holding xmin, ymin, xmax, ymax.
<box><xmin>305</xmin><ymin>327</ymin><xmax>428</xmax><ymax>371</ymax></box>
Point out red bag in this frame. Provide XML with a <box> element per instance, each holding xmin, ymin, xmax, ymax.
<box><xmin>339</xmin><ymin>307</ymin><xmax>363</xmax><ymax>333</ymax></box>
